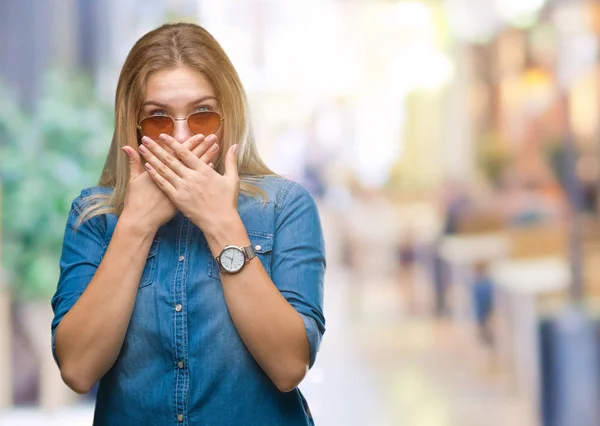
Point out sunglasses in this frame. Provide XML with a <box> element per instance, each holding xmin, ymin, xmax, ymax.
<box><xmin>137</xmin><ymin>111</ymin><xmax>224</xmax><ymax>141</ymax></box>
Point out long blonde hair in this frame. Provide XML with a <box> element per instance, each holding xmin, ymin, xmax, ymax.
<box><xmin>79</xmin><ymin>23</ymin><xmax>275</xmax><ymax>223</ymax></box>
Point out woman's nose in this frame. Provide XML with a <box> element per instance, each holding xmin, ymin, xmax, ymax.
<box><xmin>172</xmin><ymin>118</ymin><xmax>192</xmax><ymax>143</ymax></box>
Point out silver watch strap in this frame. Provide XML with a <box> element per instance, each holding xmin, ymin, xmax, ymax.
<box><xmin>243</xmin><ymin>245</ymin><xmax>256</xmax><ymax>261</ymax></box>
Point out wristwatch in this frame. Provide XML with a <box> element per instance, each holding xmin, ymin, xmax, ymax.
<box><xmin>216</xmin><ymin>244</ymin><xmax>256</xmax><ymax>274</ymax></box>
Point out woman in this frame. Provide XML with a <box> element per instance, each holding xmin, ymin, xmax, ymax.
<box><xmin>51</xmin><ymin>23</ymin><xmax>325</xmax><ymax>425</ymax></box>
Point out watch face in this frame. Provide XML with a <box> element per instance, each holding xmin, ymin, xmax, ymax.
<box><xmin>220</xmin><ymin>247</ymin><xmax>245</xmax><ymax>273</ymax></box>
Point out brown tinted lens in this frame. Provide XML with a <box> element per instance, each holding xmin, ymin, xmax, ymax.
<box><xmin>140</xmin><ymin>116</ymin><xmax>173</xmax><ymax>140</ymax></box>
<box><xmin>188</xmin><ymin>112</ymin><xmax>222</xmax><ymax>136</ymax></box>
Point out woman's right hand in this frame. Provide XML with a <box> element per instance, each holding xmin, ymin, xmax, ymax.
<box><xmin>120</xmin><ymin>134</ymin><xmax>218</xmax><ymax>233</ymax></box>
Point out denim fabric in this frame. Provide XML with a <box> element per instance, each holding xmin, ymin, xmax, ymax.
<box><xmin>51</xmin><ymin>176</ymin><xmax>325</xmax><ymax>426</ymax></box>
<box><xmin>471</xmin><ymin>276</ymin><xmax>494</xmax><ymax>325</ymax></box>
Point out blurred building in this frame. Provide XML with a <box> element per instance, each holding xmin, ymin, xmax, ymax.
<box><xmin>0</xmin><ymin>0</ymin><xmax>175</xmax><ymax>108</ymax></box>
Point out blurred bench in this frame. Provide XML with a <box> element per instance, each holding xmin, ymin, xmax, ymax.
<box><xmin>438</xmin><ymin>211</ymin><xmax>510</xmax><ymax>322</ymax></box>
<box><xmin>439</xmin><ymin>232</ymin><xmax>510</xmax><ymax>322</ymax></box>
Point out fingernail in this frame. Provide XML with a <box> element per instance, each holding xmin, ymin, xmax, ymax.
<box><xmin>159</xmin><ymin>134</ymin><xmax>169</xmax><ymax>141</ymax></box>
<box><xmin>144</xmin><ymin>162</ymin><xmax>153</xmax><ymax>171</ymax></box>
<box><xmin>141</xmin><ymin>136</ymin><xmax>151</xmax><ymax>145</ymax></box>
<box><xmin>211</xmin><ymin>143</ymin><xmax>219</xmax><ymax>152</ymax></box>
<box><xmin>139</xmin><ymin>145</ymin><xmax>147</xmax><ymax>153</ymax></box>
<box><xmin>233</xmin><ymin>144</ymin><xmax>239</xmax><ymax>154</ymax></box>
<box><xmin>206</xmin><ymin>134</ymin><xmax>218</xmax><ymax>143</ymax></box>
<box><xmin>121</xmin><ymin>147</ymin><xmax>131</xmax><ymax>157</ymax></box>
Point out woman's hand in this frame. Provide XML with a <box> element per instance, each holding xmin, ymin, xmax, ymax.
<box><xmin>121</xmin><ymin>135</ymin><xmax>220</xmax><ymax>233</ymax></box>
<box><xmin>138</xmin><ymin>133</ymin><xmax>241</xmax><ymax>233</ymax></box>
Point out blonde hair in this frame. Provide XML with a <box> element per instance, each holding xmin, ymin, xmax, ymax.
<box><xmin>79</xmin><ymin>23</ymin><xmax>275</xmax><ymax>224</ymax></box>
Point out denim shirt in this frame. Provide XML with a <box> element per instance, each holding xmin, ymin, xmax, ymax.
<box><xmin>51</xmin><ymin>176</ymin><xmax>326</xmax><ymax>426</ymax></box>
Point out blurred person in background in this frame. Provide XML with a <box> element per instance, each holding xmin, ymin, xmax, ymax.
<box><xmin>396</xmin><ymin>229</ymin><xmax>420</xmax><ymax>314</ymax></box>
<box><xmin>50</xmin><ymin>23</ymin><xmax>325</xmax><ymax>426</ymax></box>
<box><xmin>431</xmin><ymin>181</ymin><xmax>471</xmax><ymax>317</ymax></box>
<box><xmin>471</xmin><ymin>261</ymin><xmax>495</xmax><ymax>346</ymax></box>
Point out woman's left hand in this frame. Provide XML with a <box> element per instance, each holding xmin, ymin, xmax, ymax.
<box><xmin>139</xmin><ymin>133</ymin><xmax>240</xmax><ymax>232</ymax></box>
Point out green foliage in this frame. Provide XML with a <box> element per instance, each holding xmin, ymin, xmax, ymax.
<box><xmin>478</xmin><ymin>130</ymin><xmax>513</xmax><ymax>187</ymax></box>
<box><xmin>1</xmin><ymin>70</ymin><xmax>113</xmax><ymax>300</ymax></box>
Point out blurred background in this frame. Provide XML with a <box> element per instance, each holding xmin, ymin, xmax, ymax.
<box><xmin>3</xmin><ymin>0</ymin><xmax>600</xmax><ymax>425</ymax></box>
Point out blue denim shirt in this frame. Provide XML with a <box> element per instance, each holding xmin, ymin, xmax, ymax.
<box><xmin>51</xmin><ymin>176</ymin><xmax>326</xmax><ymax>425</ymax></box>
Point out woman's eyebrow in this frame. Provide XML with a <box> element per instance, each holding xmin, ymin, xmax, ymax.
<box><xmin>142</xmin><ymin>96</ymin><xmax>218</xmax><ymax>108</ymax></box>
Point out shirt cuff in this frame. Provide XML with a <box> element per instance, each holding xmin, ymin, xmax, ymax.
<box><xmin>300</xmin><ymin>314</ymin><xmax>323</xmax><ymax>368</ymax></box>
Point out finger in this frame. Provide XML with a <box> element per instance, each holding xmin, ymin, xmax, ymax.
<box><xmin>139</xmin><ymin>143</ymin><xmax>184</xmax><ymax>187</ymax></box>
<box><xmin>183</xmin><ymin>133</ymin><xmax>206</xmax><ymax>154</ymax></box>
<box><xmin>144</xmin><ymin>162</ymin><xmax>177</xmax><ymax>198</ymax></box>
<box><xmin>159</xmin><ymin>133</ymin><xmax>202</xmax><ymax>170</ymax></box>
<box><xmin>224</xmin><ymin>144</ymin><xmax>239</xmax><ymax>180</ymax></box>
<box><xmin>140</xmin><ymin>136</ymin><xmax>188</xmax><ymax>178</ymax></box>
<box><xmin>122</xmin><ymin>146</ymin><xmax>143</xmax><ymax>180</ymax></box>
<box><xmin>191</xmin><ymin>134</ymin><xmax>217</xmax><ymax>163</ymax></box>
<box><xmin>198</xmin><ymin>134</ymin><xmax>220</xmax><ymax>165</ymax></box>
<box><xmin>208</xmin><ymin>162</ymin><xmax>215</xmax><ymax>169</ymax></box>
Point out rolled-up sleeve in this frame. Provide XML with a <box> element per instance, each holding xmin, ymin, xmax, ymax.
<box><xmin>272</xmin><ymin>181</ymin><xmax>326</xmax><ymax>368</ymax></box>
<box><xmin>50</xmin><ymin>189</ymin><xmax>106</xmax><ymax>365</ymax></box>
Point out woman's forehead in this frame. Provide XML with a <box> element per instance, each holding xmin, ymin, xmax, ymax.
<box><xmin>144</xmin><ymin>67</ymin><xmax>216</xmax><ymax>107</ymax></box>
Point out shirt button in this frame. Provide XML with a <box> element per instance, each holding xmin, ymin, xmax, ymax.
<box><xmin>178</xmin><ymin>361</ymin><xmax>184</xmax><ymax>369</ymax></box>
<box><xmin>175</xmin><ymin>304</ymin><xmax>182</xmax><ymax>312</ymax></box>
<box><xmin>177</xmin><ymin>414</ymin><xmax>184</xmax><ymax>422</ymax></box>
<box><xmin>178</xmin><ymin>255</ymin><xmax>185</xmax><ymax>262</ymax></box>
<box><xmin>255</xmin><ymin>245</ymin><xmax>261</xmax><ymax>251</ymax></box>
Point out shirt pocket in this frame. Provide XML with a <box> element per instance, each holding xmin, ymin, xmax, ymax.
<box><xmin>100</xmin><ymin>238</ymin><xmax>160</xmax><ymax>288</ymax></box>
<box><xmin>209</xmin><ymin>232</ymin><xmax>273</xmax><ymax>280</ymax></box>
<box><xmin>139</xmin><ymin>238</ymin><xmax>160</xmax><ymax>287</ymax></box>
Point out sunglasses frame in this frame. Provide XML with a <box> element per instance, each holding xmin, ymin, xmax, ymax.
<box><xmin>136</xmin><ymin>110</ymin><xmax>225</xmax><ymax>139</ymax></box>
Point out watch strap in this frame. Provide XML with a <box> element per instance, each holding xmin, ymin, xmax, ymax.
<box><xmin>243</xmin><ymin>245</ymin><xmax>256</xmax><ymax>261</ymax></box>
